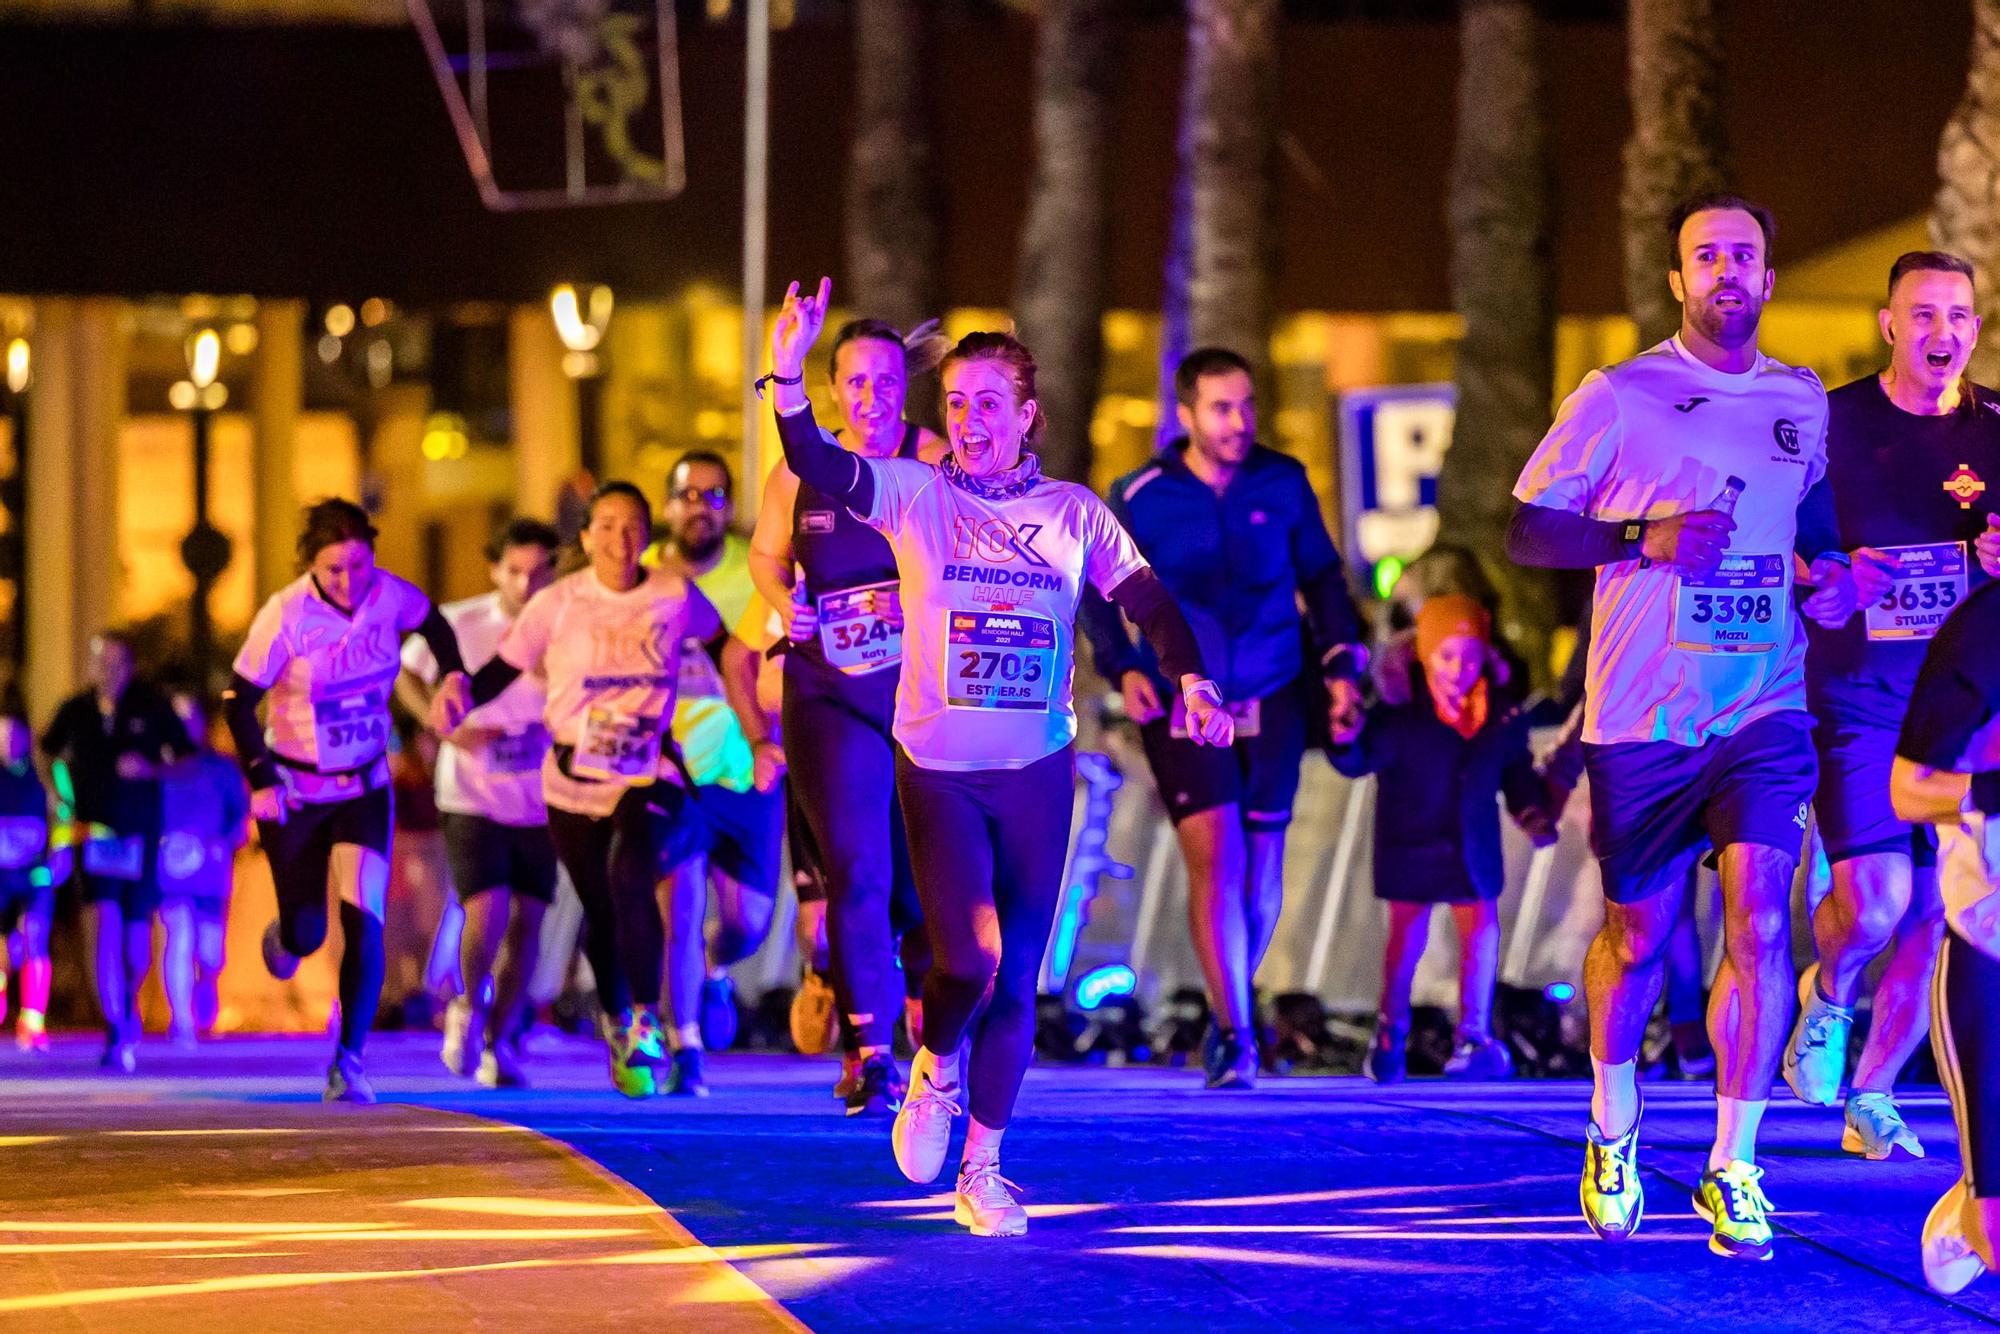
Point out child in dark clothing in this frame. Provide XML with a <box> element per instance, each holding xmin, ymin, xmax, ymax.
<box><xmin>1331</xmin><ymin>595</ymin><xmax>1557</xmax><ymax>1083</ymax></box>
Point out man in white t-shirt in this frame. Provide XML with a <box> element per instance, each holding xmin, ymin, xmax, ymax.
<box><xmin>398</xmin><ymin>518</ymin><xmax>561</xmax><ymax>1087</ymax></box>
<box><xmin>1509</xmin><ymin>194</ymin><xmax>1874</xmax><ymax>1262</ymax></box>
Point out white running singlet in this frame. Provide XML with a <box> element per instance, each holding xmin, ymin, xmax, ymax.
<box><xmin>235</xmin><ymin>570</ymin><xmax>432</xmax><ymax>774</ymax></box>
<box><xmin>403</xmin><ymin>592</ymin><xmax>549</xmax><ymax>827</ymax></box>
<box><xmin>860</xmin><ymin>456</ymin><xmax>1147</xmax><ymax>771</ymax></box>
<box><xmin>498</xmin><ymin>566</ymin><xmax>723</xmax><ymax>817</ymax></box>
<box><xmin>1514</xmin><ymin>337</ymin><xmax>1830</xmax><ymax>747</ymax></box>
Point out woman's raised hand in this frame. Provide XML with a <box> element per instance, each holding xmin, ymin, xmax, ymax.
<box><xmin>771</xmin><ymin>277</ymin><xmax>832</xmax><ymax>377</ymax></box>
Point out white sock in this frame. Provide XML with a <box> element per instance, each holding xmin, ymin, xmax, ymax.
<box><xmin>671</xmin><ymin>1021</ymin><xmax>702</xmax><ymax>1052</ymax></box>
<box><xmin>962</xmin><ymin>1118</ymin><xmax>1004</xmax><ymax>1171</ymax></box>
<box><xmin>915</xmin><ymin>1044</ymin><xmax>961</xmax><ymax>1090</ymax></box>
<box><xmin>1591</xmin><ymin>1055</ymin><xmax>1639</xmax><ymax>1138</ymax></box>
<box><xmin>1710</xmin><ymin>1096</ymin><xmax>1767</xmax><ymax>1171</ymax></box>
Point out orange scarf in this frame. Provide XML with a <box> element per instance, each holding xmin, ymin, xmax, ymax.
<box><xmin>1431</xmin><ymin>676</ymin><xmax>1489</xmax><ymax>741</ymax></box>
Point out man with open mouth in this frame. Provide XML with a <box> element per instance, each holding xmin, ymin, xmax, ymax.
<box><xmin>1789</xmin><ymin>249</ymin><xmax>2000</xmax><ymax>1162</ymax></box>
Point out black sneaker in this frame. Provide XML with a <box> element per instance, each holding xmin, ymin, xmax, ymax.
<box><xmin>844</xmin><ymin>1053</ymin><xmax>906</xmax><ymax>1117</ymax></box>
<box><xmin>1363</xmin><ymin>1025</ymin><xmax>1407</xmax><ymax>1084</ymax></box>
<box><xmin>262</xmin><ymin>920</ymin><xmax>301</xmax><ymax>982</ymax></box>
<box><xmin>1204</xmin><ymin>1031</ymin><xmax>1256</xmax><ymax>1090</ymax></box>
<box><xmin>324</xmin><ymin>1047</ymin><xmax>376</xmax><ymax>1104</ymax></box>
<box><xmin>699</xmin><ymin>975</ymin><xmax>738</xmax><ymax>1051</ymax></box>
<box><xmin>662</xmin><ymin>1046</ymin><xmax>709</xmax><ymax>1098</ymax></box>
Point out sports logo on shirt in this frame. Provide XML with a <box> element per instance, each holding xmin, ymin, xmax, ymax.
<box><xmin>1674</xmin><ymin>397</ymin><xmax>1709</xmax><ymax>414</ymax></box>
<box><xmin>1772</xmin><ymin>419</ymin><xmax>1801</xmax><ymax>455</ymax></box>
<box><xmin>800</xmin><ymin>510</ymin><xmax>837</xmax><ymax>534</ymax></box>
<box><xmin>1944</xmin><ymin>463</ymin><xmax>1988</xmax><ymax>510</ymax></box>
<box><xmin>951</xmin><ymin>516</ymin><xmax>1053</xmax><ymax>568</ymax></box>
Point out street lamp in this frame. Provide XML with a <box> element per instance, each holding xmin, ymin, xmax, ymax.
<box><xmin>550</xmin><ymin>283</ymin><xmax>613</xmax><ymax>478</ymax></box>
<box><xmin>172</xmin><ymin>328</ymin><xmax>232</xmax><ymax>690</ymax></box>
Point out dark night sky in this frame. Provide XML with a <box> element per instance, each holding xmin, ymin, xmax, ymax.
<box><xmin>0</xmin><ymin>2</ymin><xmax>1968</xmax><ymax>312</ymax></box>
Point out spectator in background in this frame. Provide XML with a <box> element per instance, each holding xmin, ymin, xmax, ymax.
<box><xmin>1333</xmin><ymin>594</ymin><xmax>1557</xmax><ymax>1084</ymax></box>
<box><xmin>157</xmin><ymin>692</ymin><xmax>250</xmax><ymax>1048</ymax></box>
<box><xmin>40</xmin><ymin>631</ymin><xmax>191</xmax><ymax>1073</ymax></box>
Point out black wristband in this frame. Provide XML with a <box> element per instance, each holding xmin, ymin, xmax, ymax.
<box><xmin>1972</xmin><ymin>770</ymin><xmax>2000</xmax><ymax>816</ymax></box>
<box><xmin>753</xmin><ymin>370</ymin><xmax>804</xmax><ymax>399</ymax></box>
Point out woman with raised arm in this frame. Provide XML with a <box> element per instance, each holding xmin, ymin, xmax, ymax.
<box><xmin>765</xmin><ymin>277</ymin><xmax>1233</xmax><ymax>1237</ymax></box>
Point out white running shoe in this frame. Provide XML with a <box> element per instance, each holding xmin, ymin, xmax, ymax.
<box><xmin>441</xmin><ymin>996</ymin><xmax>476</xmax><ymax>1077</ymax></box>
<box><xmin>1580</xmin><ymin>1102</ymin><xmax>1644</xmax><ymax>1241</ymax></box>
<box><xmin>1842</xmin><ymin>1090</ymin><xmax>1924</xmax><ymax>1161</ymax></box>
<box><xmin>891</xmin><ymin>1069</ymin><xmax>962</xmax><ymax>1184</ymax></box>
<box><xmin>955</xmin><ymin>1161</ymin><xmax>1027</xmax><ymax>1238</ymax></box>
<box><xmin>1781</xmin><ymin>963</ymin><xmax>1851</xmax><ymax>1106</ymax></box>
<box><xmin>1924</xmin><ymin>1177</ymin><xmax>1989</xmax><ymax>1295</ymax></box>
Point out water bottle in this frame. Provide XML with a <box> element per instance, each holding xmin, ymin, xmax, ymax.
<box><xmin>1712</xmin><ymin>475</ymin><xmax>1746</xmax><ymax>518</ymax></box>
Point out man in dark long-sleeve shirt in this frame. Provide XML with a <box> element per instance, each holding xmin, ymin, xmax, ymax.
<box><xmin>1080</xmin><ymin>347</ymin><xmax>1366</xmax><ymax>1090</ymax></box>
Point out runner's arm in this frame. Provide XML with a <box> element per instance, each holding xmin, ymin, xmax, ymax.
<box><xmin>220</xmin><ymin>674</ymin><xmax>279</xmax><ymax>791</ymax></box>
<box><xmin>1078</xmin><ymin>587</ymin><xmax>1144</xmax><ymax>682</ymax></box>
<box><xmin>775</xmin><ymin>403</ymin><xmax>875</xmax><ymax>516</ymax></box>
<box><xmin>412</xmin><ymin>605</ymin><xmax>467</xmax><ymax>678</ymax></box>
<box><xmin>1106</xmin><ymin>568</ymin><xmax>1207</xmax><ymax>691</ymax></box>
<box><xmin>1290</xmin><ymin>472</ymin><xmax>1367</xmax><ymax>680</ymax></box>
<box><xmin>747</xmin><ymin>461</ymin><xmax>802</xmax><ymax>614</ymax></box>
<box><xmin>704</xmin><ymin>631</ymin><xmax>776</xmax><ymax>748</ymax></box>
<box><xmin>1792</xmin><ymin>475</ymin><xmax>1843</xmax><ymax>565</ymax></box>
<box><xmin>1505</xmin><ymin>502</ymin><xmax>1643</xmax><ymax>570</ymax></box>
<box><xmin>466</xmin><ymin>657</ymin><xmax>524</xmax><ymax>710</ymax></box>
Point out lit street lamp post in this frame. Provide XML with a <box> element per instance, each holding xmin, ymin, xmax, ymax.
<box><xmin>551</xmin><ymin>283</ymin><xmax>613</xmax><ymax>480</ymax></box>
<box><xmin>171</xmin><ymin>329</ymin><xmax>232</xmax><ymax>688</ymax></box>
<box><xmin>2</xmin><ymin>337</ymin><xmax>28</xmax><ymax>684</ymax></box>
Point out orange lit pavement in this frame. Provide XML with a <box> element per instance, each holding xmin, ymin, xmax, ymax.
<box><xmin>0</xmin><ymin>1094</ymin><xmax>804</xmax><ymax>1330</ymax></box>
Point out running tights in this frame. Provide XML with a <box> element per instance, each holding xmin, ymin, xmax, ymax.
<box><xmin>1935</xmin><ymin>930</ymin><xmax>2000</xmax><ymax>1195</ymax></box>
<box><xmin>548</xmin><ymin>787</ymin><xmax>669</xmax><ymax>1018</ymax></box>
<box><xmin>786</xmin><ymin>658</ymin><xmax>928</xmax><ymax>1050</ymax></box>
<box><xmin>897</xmin><ymin>745</ymin><xmax>1074</xmax><ymax>1128</ymax></box>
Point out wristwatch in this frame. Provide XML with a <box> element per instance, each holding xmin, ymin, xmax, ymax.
<box><xmin>1621</xmin><ymin>519</ymin><xmax>1648</xmax><ymax>567</ymax></box>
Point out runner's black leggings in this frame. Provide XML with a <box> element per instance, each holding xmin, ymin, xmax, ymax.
<box><xmin>547</xmin><ymin>787</ymin><xmax>668</xmax><ymax>1019</ymax></box>
<box><xmin>1935</xmin><ymin>930</ymin><xmax>2000</xmax><ymax>1195</ymax></box>
<box><xmin>785</xmin><ymin>655</ymin><xmax>929</xmax><ymax>1051</ymax></box>
<box><xmin>897</xmin><ymin>745</ymin><xmax>1074</xmax><ymax>1128</ymax></box>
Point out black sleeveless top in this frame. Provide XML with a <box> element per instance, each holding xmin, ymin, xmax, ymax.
<box><xmin>791</xmin><ymin>423</ymin><xmax>921</xmax><ymax>672</ymax></box>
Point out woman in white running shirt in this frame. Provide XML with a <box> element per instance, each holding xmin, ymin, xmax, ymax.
<box><xmin>767</xmin><ymin>277</ymin><xmax>1233</xmax><ymax>1237</ymax></box>
<box><xmin>225</xmin><ymin>499</ymin><xmax>471</xmax><ymax>1104</ymax></box>
<box><xmin>444</xmin><ymin>482</ymin><xmax>783</xmax><ymax>1098</ymax></box>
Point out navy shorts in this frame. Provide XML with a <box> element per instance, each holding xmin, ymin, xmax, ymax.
<box><xmin>1583</xmin><ymin>710</ymin><xmax>1817</xmax><ymax>904</ymax></box>
<box><xmin>441</xmin><ymin>813</ymin><xmax>559</xmax><ymax>904</ymax></box>
<box><xmin>693</xmin><ymin>782</ymin><xmax>784</xmax><ymax>897</ymax></box>
<box><xmin>1139</xmin><ymin>679</ymin><xmax>1307</xmax><ymax>832</ymax></box>
<box><xmin>1810</xmin><ymin>674</ymin><xmax>1938</xmax><ymax>868</ymax></box>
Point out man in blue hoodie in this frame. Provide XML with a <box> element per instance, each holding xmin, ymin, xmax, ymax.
<box><xmin>1082</xmin><ymin>347</ymin><xmax>1366</xmax><ymax>1090</ymax></box>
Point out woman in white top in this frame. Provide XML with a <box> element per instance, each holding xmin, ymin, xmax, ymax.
<box><xmin>445</xmin><ymin>482</ymin><xmax>783</xmax><ymax>1097</ymax></box>
<box><xmin>225</xmin><ymin>498</ymin><xmax>471</xmax><ymax>1104</ymax></box>
<box><xmin>768</xmin><ymin>278</ymin><xmax>1233</xmax><ymax>1236</ymax></box>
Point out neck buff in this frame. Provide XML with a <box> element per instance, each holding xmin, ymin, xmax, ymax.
<box><xmin>943</xmin><ymin>450</ymin><xmax>1042</xmax><ymax>501</ymax></box>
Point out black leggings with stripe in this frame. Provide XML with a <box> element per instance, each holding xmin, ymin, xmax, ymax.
<box><xmin>1934</xmin><ymin>930</ymin><xmax>2000</xmax><ymax>1196</ymax></box>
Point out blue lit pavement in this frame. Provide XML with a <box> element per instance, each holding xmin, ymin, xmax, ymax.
<box><xmin>1</xmin><ymin>1035</ymin><xmax>1995</xmax><ymax>1332</ymax></box>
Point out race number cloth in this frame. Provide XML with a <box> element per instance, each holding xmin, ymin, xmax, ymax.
<box><xmin>1515</xmin><ymin>337</ymin><xmax>1829</xmax><ymax>746</ymax></box>
<box><xmin>499</xmin><ymin>566</ymin><xmax>721</xmax><ymax>818</ymax></box>
<box><xmin>1673</xmin><ymin>554</ymin><xmax>1786</xmax><ymax>654</ymax></box>
<box><xmin>235</xmin><ymin>571</ymin><xmax>433</xmax><ymax>773</ymax></box>
<box><xmin>1864</xmin><ymin>542</ymin><xmax>1967</xmax><ymax>643</ymax></box>
<box><xmin>820</xmin><ymin>580</ymin><xmax>903</xmax><ymax>675</ymax></box>
<box><xmin>404</xmin><ymin>591</ymin><xmax>550</xmax><ymax>827</ymax></box>
<box><xmin>862</xmin><ymin>457</ymin><xmax>1147</xmax><ymax>770</ymax></box>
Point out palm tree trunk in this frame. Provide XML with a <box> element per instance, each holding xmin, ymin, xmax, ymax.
<box><xmin>1013</xmin><ymin>0</ymin><xmax>1120</xmax><ymax>483</ymax></box>
<box><xmin>1159</xmin><ymin>0</ymin><xmax>1281</xmax><ymax>440</ymax></box>
<box><xmin>1621</xmin><ymin>0</ymin><xmax>1731</xmax><ymax>349</ymax></box>
<box><xmin>1442</xmin><ymin>0</ymin><xmax>1558</xmax><ymax>679</ymax></box>
<box><xmin>1935</xmin><ymin>0</ymin><xmax>2000</xmax><ymax>384</ymax></box>
<box><xmin>845</xmin><ymin>0</ymin><xmax>939</xmax><ymax>334</ymax></box>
